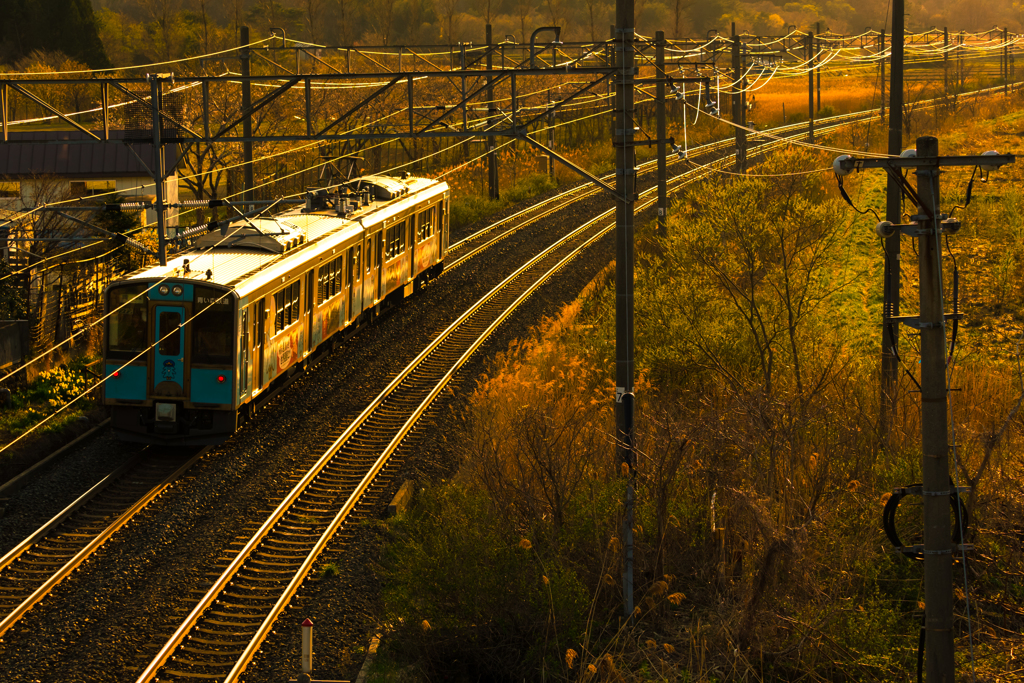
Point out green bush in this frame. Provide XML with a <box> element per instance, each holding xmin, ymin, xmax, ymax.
<box><xmin>379</xmin><ymin>484</ymin><xmax>590</xmax><ymax>681</ymax></box>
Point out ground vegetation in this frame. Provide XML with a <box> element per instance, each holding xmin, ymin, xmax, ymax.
<box><xmin>372</xmin><ymin>94</ymin><xmax>1024</xmax><ymax>681</ymax></box>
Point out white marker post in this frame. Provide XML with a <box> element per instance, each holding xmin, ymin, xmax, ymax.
<box><xmin>301</xmin><ymin>618</ymin><xmax>314</xmax><ymax>674</ymax></box>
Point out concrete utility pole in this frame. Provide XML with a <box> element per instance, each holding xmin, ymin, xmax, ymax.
<box><xmin>880</xmin><ymin>29</ymin><xmax>886</xmax><ymax>121</ymax></box>
<box><xmin>914</xmin><ymin>135</ymin><xmax>955</xmax><ymax>683</ymax></box>
<box><xmin>732</xmin><ymin>28</ymin><xmax>746</xmax><ymax>172</ymax></box>
<box><xmin>655</xmin><ymin>30</ymin><xmax>667</xmax><ymax>234</ymax></box>
<box><xmin>836</xmin><ymin>144</ymin><xmax>1016</xmax><ymax>683</ymax></box>
<box><xmin>240</xmin><ymin>26</ymin><xmax>254</xmax><ymax>212</ymax></box>
<box><xmin>816</xmin><ymin>22</ymin><xmax>822</xmax><ymax>112</ymax></box>
<box><xmin>1004</xmin><ymin>27</ymin><xmax>1009</xmax><ymax>96</ymax></box>
<box><xmin>807</xmin><ymin>31</ymin><xmax>815</xmax><ymax>144</ymax></box>
<box><xmin>944</xmin><ymin>28</ymin><xmax>949</xmax><ymax>98</ymax></box>
<box><xmin>149</xmin><ymin>74</ymin><xmax>168</xmax><ymax>267</ymax></box>
<box><xmin>486</xmin><ymin>25</ymin><xmax>499</xmax><ymax>200</ymax></box>
<box><xmin>882</xmin><ymin>0</ymin><xmax>904</xmax><ymax>438</ymax></box>
<box><xmin>547</xmin><ymin>91</ymin><xmax>556</xmax><ymax>181</ymax></box>
<box><xmin>614</xmin><ymin>0</ymin><xmax>637</xmax><ymax>621</ymax></box>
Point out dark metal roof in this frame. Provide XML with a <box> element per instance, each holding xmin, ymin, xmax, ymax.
<box><xmin>0</xmin><ymin>131</ymin><xmax>179</xmax><ymax>178</ymax></box>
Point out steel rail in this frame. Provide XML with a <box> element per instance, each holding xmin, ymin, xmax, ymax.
<box><xmin>0</xmin><ymin>456</ymin><xmax>142</xmax><ymax>574</ymax></box>
<box><xmin>0</xmin><ymin>448</ymin><xmax>208</xmax><ymax>639</ymax></box>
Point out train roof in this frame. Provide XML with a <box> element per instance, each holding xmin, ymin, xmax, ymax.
<box><xmin>118</xmin><ymin>175</ymin><xmax>448</xmax><ymax>298</ymax></box>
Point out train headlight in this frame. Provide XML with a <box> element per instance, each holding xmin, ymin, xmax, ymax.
<box><xmin>158</xmin><ymin>285</ymin><xmax>170</xmax><ymax>295</ymax></box>
<box><xmin>171</xmin><ymin>285</ymin><xmax>183</xmax><ymax>296</ymax></box>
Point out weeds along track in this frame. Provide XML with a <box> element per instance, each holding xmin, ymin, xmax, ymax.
<box><xmin>0</xmin><ymin>449</ymin><xmax>203</xmax><ymax>639</ymax></box>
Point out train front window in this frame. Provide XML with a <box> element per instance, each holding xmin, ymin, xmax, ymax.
<box><xmin>107</xmin><ymin>284</ymin><xmax>148</xmax><ymax>359</ymax></box>
<box><xmin>158</xmin><ymin>311</ymin><xmax>182</xmax><ymax>356</ymax></box>
<box><xmin>192</xmin><ymin>286</ymin><xmax>233</xmax><ymax>365</ymax></box>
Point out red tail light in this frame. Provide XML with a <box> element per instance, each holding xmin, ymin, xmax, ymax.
<box><xmin>217</xmin><ymin>375</ymin><xmax>226</xmax><ymax>383</ymax></box>
<box><xmin>112</xmin><ymin>371</ymin><xmax>120</xmax><ymax>378</ymax></box>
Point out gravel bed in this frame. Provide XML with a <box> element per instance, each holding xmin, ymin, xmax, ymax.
<box><xmin>0</xmin><ymin>432</ymin><xmax>148</xmax><ymax>558</ymax></box>
<box><xmin>0</xmin><ymin>186</ymin><xmax>626</xmax><ymax>682</ymax></box>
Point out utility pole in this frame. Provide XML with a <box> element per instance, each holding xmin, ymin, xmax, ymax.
<box><xmin>547</xmin><ymin>91</ymin><xmax>556</xmax><ymax>181</ymax></box>
<box><xmin>914</xmin><ymin>135</ymin><xmax>955</xmax><ymax>683</ymax></box>
<box><xmin>807</xmin><ymin>31</ymin><xmax>815</xmax><ymax>144</ymax></box>
<box><xmin>240</xmin><ymin>26</ymin><xmax>254</xmax><ymax>213</ymax></box>
<box><xmin>835</xmin><ymin>144</ymin><xmax>1016</xmax><ymax>683</ymax></box>
<box><xmin>655</xmin><ymin>30</ymin><xmax>667</xmax><ymax>234</ymax></box>
<box><xmin>614</xmin><ymin>0</ymin><xmax>637</xmax><ymax>622</ymax></box>
<box><xmin>486</xmin><ymin>25</ymin><xmax>499</xmax><ymax>200</ymax></box>
<box><xmin>732</xmin><ymin>26</ymin><xmax>746</xmax><ymax>172</ymax></box>
<box><xmin>944</xmin><ymin>28</ymin><xmax>949</xmax><ymax>98</ymax></box>
<box><xmin>149</xmin><ymin>74</ymin><xmax>168</xmax><ymax>267</ymax></box>
<box><xmin>880</xmin><ymin>29</ymin><xmax>886</xmax><ymax>120</ymax></box>
<box><xmin>882</xmin><ymin>0</ymin><xmax>904</xmax><ymax>438</ymax></box>
<box><xmin>816</xmin><ymin>22</ymin><xmax>822</xmax><ymax>112</ymax></box>
<box><xmin>1004</xmin><ymin>27</ymin><xmax>1009</xmax><ymax>96</ymax></box>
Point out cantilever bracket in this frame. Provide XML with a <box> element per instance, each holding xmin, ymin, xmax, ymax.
<box><xmin>518</xmin><ymin>134</ymin><xmax>624</xmax><ymax>201</ymax></box>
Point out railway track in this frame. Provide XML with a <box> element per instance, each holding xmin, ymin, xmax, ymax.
<box><xmin>0</xmin><ymin>81</ymin><xmax>1007</xmax><ymax>679</ymax></box>
<box><xmin>0</xmin><ymin>449</ymin><xmax>203</xmax><ymax>639</ymax></box>
<box><xmin>132</xmin><ymin>167</ymin><xmax>625</xmax><ymax>682</ymax></box>
<box><xmin>130</xmin><ymin>109</ymin><xmax>868</xmax><ymax>681</ymax></box>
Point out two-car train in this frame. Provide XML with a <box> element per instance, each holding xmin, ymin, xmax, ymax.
<box><xmin>102</xmin><ymin>174</ymin><xmax>450</xmax><ymax>444</ymax></box>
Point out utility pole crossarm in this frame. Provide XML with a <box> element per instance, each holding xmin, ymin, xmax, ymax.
<box><xmin>836</xmin><ymin>153</ymin><xmax>1015</xmax><ymax>171</ymax></box>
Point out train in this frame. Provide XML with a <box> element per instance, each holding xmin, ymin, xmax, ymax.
<box><xmin>102</xmin><ymin>174</ymin><xmax>450</xmax><ymax>444</ymax></box>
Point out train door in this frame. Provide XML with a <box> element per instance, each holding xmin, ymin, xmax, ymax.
<box><xmin>153</xmin><ymin>305</ymin><xmax>186</xmax><ymax>396</ymax></box>
<box><xmin>240</xmin><ymin>308</ymin><xmax>250</xmax><ymax>399</ymax></box>
<box><xmin>444</xmin><ymin>198</ymin><xmax>450</xmax><ymax>251</ymax></box>
<box><xmin>409</xmin><ymin>215</ymin><xmax>416</xmax><ymax>281</ymax></box>
<box><xmin>348</xmin><ymin>245</ymin><xmax>360</xmax><ymax>320</ymax></box>
<box><xmin>374</xmin><ymin>231</ymin><xmax>383</xmax><ymax>301</ymax></box>
<box><xmin>304</xmin><ymin>270</ymin><xmax>314</xmax><ymax>356</ymax></box>
<box><xmin>254</xmin><ymin>297</ymin><xmax>265</xmax><ymax>391</ymax></box>
<box><xmin>363</xmin><ymin>235</ymin><xmax>373</xmax><ymax>307</ymax></box>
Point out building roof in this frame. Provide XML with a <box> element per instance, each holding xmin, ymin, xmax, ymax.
<box><xmin>0</xmin><ymin>130</ymin><xmax>178</xmax><ymax>179</ymax></box>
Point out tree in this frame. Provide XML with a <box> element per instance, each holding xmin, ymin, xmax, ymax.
<box><xmin>645</xmin><ymin>150</ymin><xmax>850</xmax><ymax>400</ymax></box>
<box><xmin>301</xmin><ymin>0</ymin><xmax>327</xmax><ymax>44</ymax></box>
<box><xmin>583</xmin><ymin>0</ymin><xmax>601</xmax><ymax>42</ymax></box>
<box><xmin>515</xmin><ymin>0</ymin><xmax>532</xmax><ymax>43</ymax></box>
<box><xmin>436</xmin><ymin>0</ymin><xmax>460</xmax><ymax>45</ymax></box>
<box><xmin>0</xmin><ymin>0</ymin><xmax>110</xmax><ymax>68</ymax></box>
<box><xmin>369</xmin><ymin>0</ymin><xmax>397</xmax><ymax>45</ymax></box>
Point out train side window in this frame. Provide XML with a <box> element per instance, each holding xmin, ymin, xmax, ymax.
<box><xmin>289</xmin><ymin>282</ymin><xmax>299</xmax><ymax>325</ymax></box>
<box><xmin>106</xmin><ymin>284</ymin><xmax>148</xmax><ymax>359</ymax></box>
<box><xmin>418</xmin><ymin>208</ymin><xmax>433</xmax><ymax>241</ymax></box>
<box><xmin>193</xmin><ymin>286</ymin><xmax>233</xmax><ymax>365</ymax></box>
<box><xmin>348</xmin><ymin>247</ymin><xmax>356</xmax><ymax>285</ymax></box>
<box><xmin>275</xmin><ymin>282</ymin><xmax>300</xmax><ymax>331</ymax></box>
